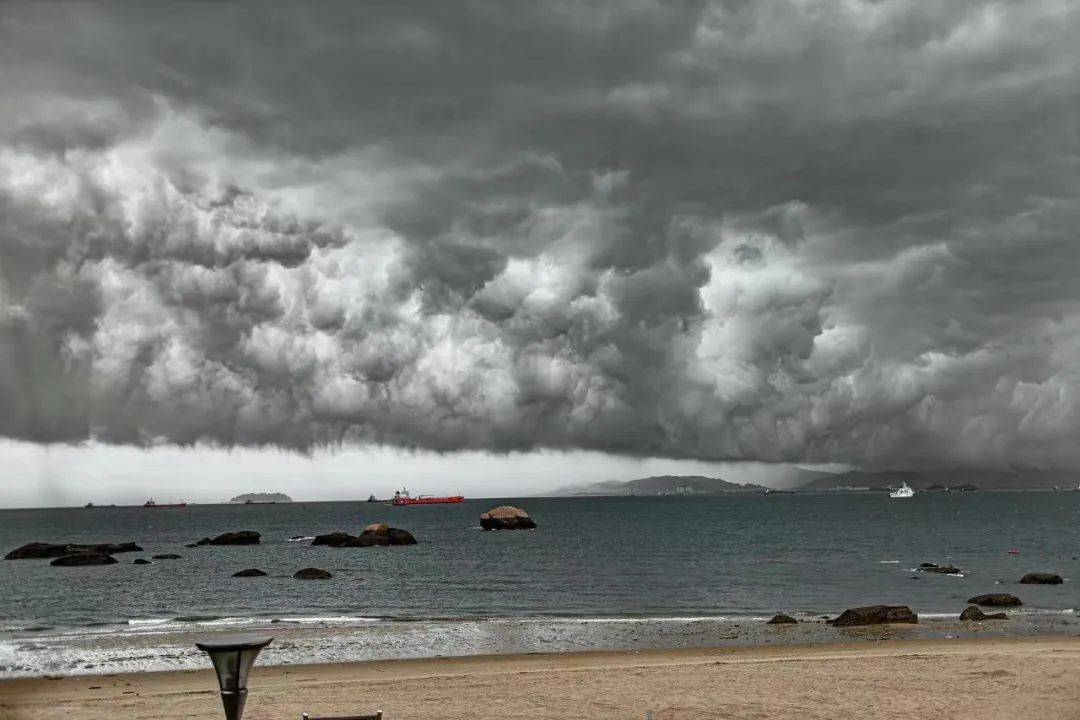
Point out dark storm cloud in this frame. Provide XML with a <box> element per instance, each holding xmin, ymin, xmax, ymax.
<box><xmin>0</xmin><ymin>1</ymin><xmax>1078</xmax><ymax>468</ymax></box>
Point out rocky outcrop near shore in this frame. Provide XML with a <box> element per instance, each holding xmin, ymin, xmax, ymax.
<box><xmin>960</xmin><ymin>605</ymin><xmax>1007</xmax><ymax>621</ymax></box>
<box><xmin>1018</xmin><ymin>573</ymin><xmax>1063</xmax><ymax>585</ymax></box>
<box><xmin>5</xmin><ymin>542</ymin><xmax>142</xmax><ymax>559</ymax></box>
<box><xmin>50</xmin><ymin>553</ymin><xmax>118</xmax><ymax>566</ymax></box>
<box><xmin>967</xmin><ymin>593</ymin><xmax>1022</xmax><ymax>607</ymax></box>
<box><xmin>480</xmin><ymin>506</ymin><xmax>537</xmax><ymax>530</ymax></box>
<box><xmin>294</xmin><ymin>567</ymin><xmax>332</xmax><ymax>580</ymax></box>
<box><xmin>767</xmin><ymin>613</ymin><xmax>798</xmax><ymax>624</ymax></box>
<box><xmin>207</xmin><ymin>531</ymin><xmax>260</xmax><ymax>545</ymax></box>
<box><xmin>313</xmin><ymin>527</ymin><xmax>417</xmax><ymax>547</ymax></box>
<box><xmin>829</xmin><ymin>605</ymin><xmax>918</xmax><ymax>627</ymax></box>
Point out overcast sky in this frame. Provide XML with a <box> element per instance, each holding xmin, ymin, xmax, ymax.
<box><xmin>1</xmin><ymin>2</ymin><xmax>1078</xmax><ymax>507</ymax></box>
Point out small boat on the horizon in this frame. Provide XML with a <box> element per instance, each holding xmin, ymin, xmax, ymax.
<box><xmin>889</xmin><ymin>482</ymin><xmax>915</xmax><ymax>499</ymax></box>
<box><xmin>392</xmin><ymin>488</ymin><xmax>464</xmax><ymax>506</ymax></box>
<box><xmin>143</xmin><ymin>499</ymin><xmax>187</xmax><ymax>508</ymax></box>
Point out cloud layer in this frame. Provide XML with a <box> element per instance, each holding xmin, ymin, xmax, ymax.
<box><xmin>1</xmin><ymin>1</ymin><xmax>1078</xmax><ymax>468</ymax></box>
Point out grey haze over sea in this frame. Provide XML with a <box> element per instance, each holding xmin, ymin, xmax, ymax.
<box><xmin>3</xmin><ymin>493</ymin><xmax>1080</xmax><ymax>677</ymax></box>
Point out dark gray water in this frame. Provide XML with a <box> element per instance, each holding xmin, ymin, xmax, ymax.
<box><xmin>2</xmin><ymin>492</ymin><xmax>1079</xmax><ymax>676</ymax></box>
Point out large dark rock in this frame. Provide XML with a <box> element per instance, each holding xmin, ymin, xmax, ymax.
<box><xmin>967</xmin><ymin>593</ymin><xmax>1022</xmax><ymax>607</ymax></box>
<box><xmin>208</xmin><ymin>531</ymin><xmax>260</xmax><ymax>546</ymax></box>
<box><xmin>918</xmin><ymin>563</ymin><xmax>962</xmax><ymax>574</ymax></box>
<box><xmin>6</xmin><ymin>542</ymin><xmax>142</xmax><ymax>560</ymax></box>
<box><xmin>387</xmin><ymin>528</ymin><xmax>417</xmax><ymax>545</ymax></box>
<box><xmin>480</xmin><ymin>506</ymin><xmax>537</xmax><ymax>531</ymax></box>
<box><xmin>1019</xmin><ymin>573</ymin><xmax>1063</xmax><ymax>585</ymax></box>
<box><xmin>767</xmin><ymin>613</ymin><xmax>798</xmax><ymax>625</ymax></box>
<box><xmin>152</xmin><ymin>554</ymin><xmax>181</xmax><ymax>560</ymax></box>
<box><xmin>195</xmin><ymin>537</ymin><xmax>212</xmax><ymax>546</ymax></box>
<box><xmin>50</xmin><ymin>553</ymin><xmax>118</xmax><ymax>567</ymax></box>
<box><xmin>294</xmin><ymin>567</ymin><xmax>332</xmax><ymax>580</ymax></box>
<box><xmin>343</xmin><ymin>533</ymin><xmax>390</xmax><ymax>547</ymax></box>
<box><xmin>232</xmin><ymin>568</ymin><xmax>268</xmax><ymax>577</ymax></box>
<box><xmin>133</xmin><ymin>559</ymin><xmax>152</xmax><ymax>565</ymax></box>
<box><xmin>830</xmin><ymin>605</ymin><xmax>918</xmax><ymax>627</ymax></box>
<box><xmin>312</xmin><ymin>532</ymin><xmax>356</xmax><ymax>547</ymax></box>
<box><xmin>960</xmin><ymin>605</ymin><xmax>1008</xmax><ymax>621</ymax></box>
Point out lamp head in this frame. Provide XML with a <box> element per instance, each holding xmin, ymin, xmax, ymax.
<box><xmin>195</xmin><ymin>634</ymin><xmax>272</xmax><ymax>720</ymax></box>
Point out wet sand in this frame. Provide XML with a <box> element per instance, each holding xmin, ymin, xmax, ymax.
<box><xmin>4</xmin><ymin>635</ymin><xmax>1080</xmax><ymax>719</ymax></box>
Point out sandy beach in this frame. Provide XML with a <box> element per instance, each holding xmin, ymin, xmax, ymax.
<box><xmin>4</xmin><ymin>636</ymin><xmax>1080</xmax><ymax>720</ymax></box>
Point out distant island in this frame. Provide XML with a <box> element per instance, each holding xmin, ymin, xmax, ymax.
<box><xmin>229</xmin><ymin>492</ymin><xmax>292</xmax><ymax>504</ymax></box>
<box><xmin>550</xmin><ymin>475</ymin><xmax>768</xmax><ymax>497</ymax></box>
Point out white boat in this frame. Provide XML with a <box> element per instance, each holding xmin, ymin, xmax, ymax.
<box><xmin>889</xmin><ymin>482</ymin><xmax>915</xmax><ymax>499</ymax></box>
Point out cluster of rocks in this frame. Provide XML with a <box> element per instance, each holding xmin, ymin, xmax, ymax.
<box><xmin>770</xmin><ymin>594</ymin><xmax>1030</xmax><ymax>628</ymax></box>
<box><xmin>918</xmin><ymin>562</ymin><xmax>962</xmax><ymax>575</ymax></box>
<box><xmin>5</xmin><ymin>542</ymin><xmax>142</xmax><ymax>560</ymax></box>
<box><xmin>312</xmin><ymin>524</ymin><xmax>417</xmax><ymax>547</ymax></box>
<box><xmin>230</xmin><ymin>567</ymin><xmax>333</xmax><ymax>580</ymax></box>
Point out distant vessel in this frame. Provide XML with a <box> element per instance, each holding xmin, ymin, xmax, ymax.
<box><xmin>392</xmin><ymin>488</ymin><xmax>464</xmax><ymax>506</ymax></box>
<box><xmin>368</xmin><ymin>494</ymin><xmax>378</xmax><ymax>502</ymax></box>
<box><xmin>84</xmin><ymin>502</ymin><xmax>116</xmax><ymax>508</ymax></box>
<box><xmin>889</xmin><ymin>483</ymin><xmax>915</xmax><ymax>499</ymax></box>
<box><xmin>143</xmin><ymin>499</ymin><xmax>187</xmax><ymax>508</ymax></box>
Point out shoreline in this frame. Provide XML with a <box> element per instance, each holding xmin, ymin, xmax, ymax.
<box><xmin>4</xmin><ymin>609</ymin><xmax>1076</xmax><ymax>679</ymax></box>
<box><xmin>5</xmin><ymin>636</ymin><xmax>1080</xmax><ymax>719</ymax></box>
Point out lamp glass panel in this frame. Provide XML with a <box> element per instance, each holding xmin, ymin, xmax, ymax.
<box><xmin>236</xmin><ymin>647</ymin><xmax>263</xmax><ymax>688</ymax></box>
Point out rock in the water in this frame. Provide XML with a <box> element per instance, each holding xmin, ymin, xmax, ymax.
<box><xmin>960</xmin><ymin>605</ymin><xmax>1008</xmax><ymax>621</ymax></box>
<box><xmin>133</xmin><ymin>559</ymin><xmax>152</xmax><ymax>565</ymax></box>
<box><xmin>918</xmin><ymin>563</ymin><xmax>962</xmax><ymax>574</ymax></box>
<box><xmin>830</xmin><ymin>605</ymin><xmax>918</xmax><ymax>627</ymax></box>
<box><xmin>767</xmin><ymin>613</ymin><xmax>798</xmax><ymax>625</ymax></box>
<box><xmin>208</xmin><ymin>531</ymin><xmax>260</xmax><ymax>546</ymax></box>
<box><xmin>195</xmin><ymin>537</ymin><xmax>212</xmax><ymax>546</ymax></box>
<box><xmin>6</xmin><ymin>542</ymin><xmax>142</xmax><ymax>560</ymax></box>
<box><xmin>343</xmin><ymin>533</ymin><xmax>390</xmax><ymax>547</ymax></box>
<box><xmin>387</xmin><ymin>528</ymin><xmax>417</xmax><ymax>545</ymax></box>
<box><xmin>185</xmin><ymin>543</ymin><xmax>199</xmax><ymax>548</ymax></box>
<box><xmin>480</xmin><ymin>506</ymin><xmax>537</xmax><ymax>531</ymax></box>
<box><xmin>50</xmin><ymin>553</ymin><xmax>118</xmax><ymax>567</ymax></box>
<box><xmin>362</xmin><ymin>523</ymin><xmax>390</xmax><ymax>537</ymax></box>
<box><xmin>294</xmin><ymin>567</ymin><xmax>332</xmax><ymax>580</ymax></box>
<box><xmin>312</xmin><ymin>532</ymin><xmax>356</xmax><ymax>547</ymax></box>
<box><xmin>152</xmin><ymin>554</ymin><xmax>181</xmax><ymax>560</ymax></box>
<box><xmin>233</xmin><ymin>568</ymin><xmax>268</xmax><ymax>577</ymax></box>
<box><xmin>967</xmin><ymin>593</ymin><xmax>1022</xmax><ymax>607</ymax></box>
<box><xmin>1019</xmin><ymin>573</ymin><xmax>1063</xmax><ymax>585</ymax></box>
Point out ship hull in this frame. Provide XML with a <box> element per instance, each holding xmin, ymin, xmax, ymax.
<box><xmin>392</xmin><ymin>496</ymin><xmax>464</xmax><ymax>506</ymax></box>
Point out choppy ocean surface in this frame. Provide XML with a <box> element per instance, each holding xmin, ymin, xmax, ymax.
<box><xmin>3</xmin><ymin>492</ymin><xmax>1080</xmax><ymax>677</ymax></box>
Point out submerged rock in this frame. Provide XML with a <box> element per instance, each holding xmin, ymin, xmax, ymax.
<box><xmin>6</xmin><ymin>542</ymin><xmax>142</xmax><ymax>560</ymax></box>
<box><xmin>152</xmin><ymin>554</ymin><xmax>181</xmax><ymax>560</ymax></box>
<box><xmin>1019</xmin><ymin>573</ymin><xmax>1063</xmax><ymax>585</ymax></box>
<box><xmin>195</xmin><ymin>537</ymin><xmax>212</xmax><ymax>546</ymax></box>
<box><xmin>829</xmin><ymin>605</ymin><xmax>918</xmax><ymax>627</ymax></box>
<box><xmin>312</xmin><ymin>532</ymin><xmax>356</xmax><ymax>547</ymax></box>
<box><xmin>208</xmin><ymin>531</ymin><xmax>260</xmax><ymax>546</ymax></box>
<box><xmin>767</xmin><ymin>613</ymin><xmax>798</xmax><ymax>625</ymax></box>
<box><xmin>480</xmin><ymin>506</ymin><xmax>537</xmax><ymax>531</ymax></box>
<box><xmin>50</xmin><ymin>553</ymin><xmax>118</xmax><ymax>567</ymax></box>
<box><xmin>133</xmin><ymin>559</ymin><xmax>152</xmax><ymax>565</ymax></box>
<box><xmin>185</xmin><ymin>543</ymin><xmax>199</xmax><ymax>548</ymax></box>
<box><xmin>960</xmin><ymin>605</ymin><xmax>1008</xmax><ymax>621</ymax></box>
<box><xmin>967</xmin><ymin>593</ymin><xmax>1022</xmax><ymax>607</ymax></box>
<box><xmin>294</xmin><ymin>567</ymin><xmax>332</xmax><ymax>580</ymax></box>
<box><xmin>232</xmin><ymin>568</ymin><xmax>268</xmax><ymax>577</ymax></box>
<box><xmin>918</xmin><ymin>563</ymin><xmax>962</xmax><ymax>574</ymax></box>
<box><xmin>343</xmin><ymin>533</ymin><xmax>389</xmax><ymax>547</ymax></box>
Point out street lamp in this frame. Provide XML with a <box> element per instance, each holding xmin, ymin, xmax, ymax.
<box><xmin>195</xmin><ymin>633</ymin><xmax>273</xmax><ymax>720</ymax></box>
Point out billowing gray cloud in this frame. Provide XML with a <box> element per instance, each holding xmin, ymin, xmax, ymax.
<box><xmin>0</xmin><ymin>1</ymin><xmax>1078</xmax><ymax>468</ymax></box>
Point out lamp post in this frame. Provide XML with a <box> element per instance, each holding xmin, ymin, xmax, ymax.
<box><xmin>195</xmin><ymin>633</ymin><xmax>273</xmax><ymax>720</ymax></box>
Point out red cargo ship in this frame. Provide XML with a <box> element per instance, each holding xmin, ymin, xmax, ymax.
<box><xmin>392</xmin><ymin>488</ymin><xmax>464</xmax><ymax>506</ymax></box>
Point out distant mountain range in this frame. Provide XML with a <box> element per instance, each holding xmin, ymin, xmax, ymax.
<box><xmin>229</xmin><ymin>492</ymin><xmax>292</xmax><ymax>503</ymax></box>
<box><xmin>548</xmin><ymin>467</ymin><xmax>1080</xmax><ymax>497</ymax></box>
<box><xmin>550</xmin><ymin>475</ymin><xmax>768</xmax><ymax>496</ymax></box>
<box><xmin>799</xmin><ymin>468</ymin><xmax>1080</xmax><ymax>491</ymax></box>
